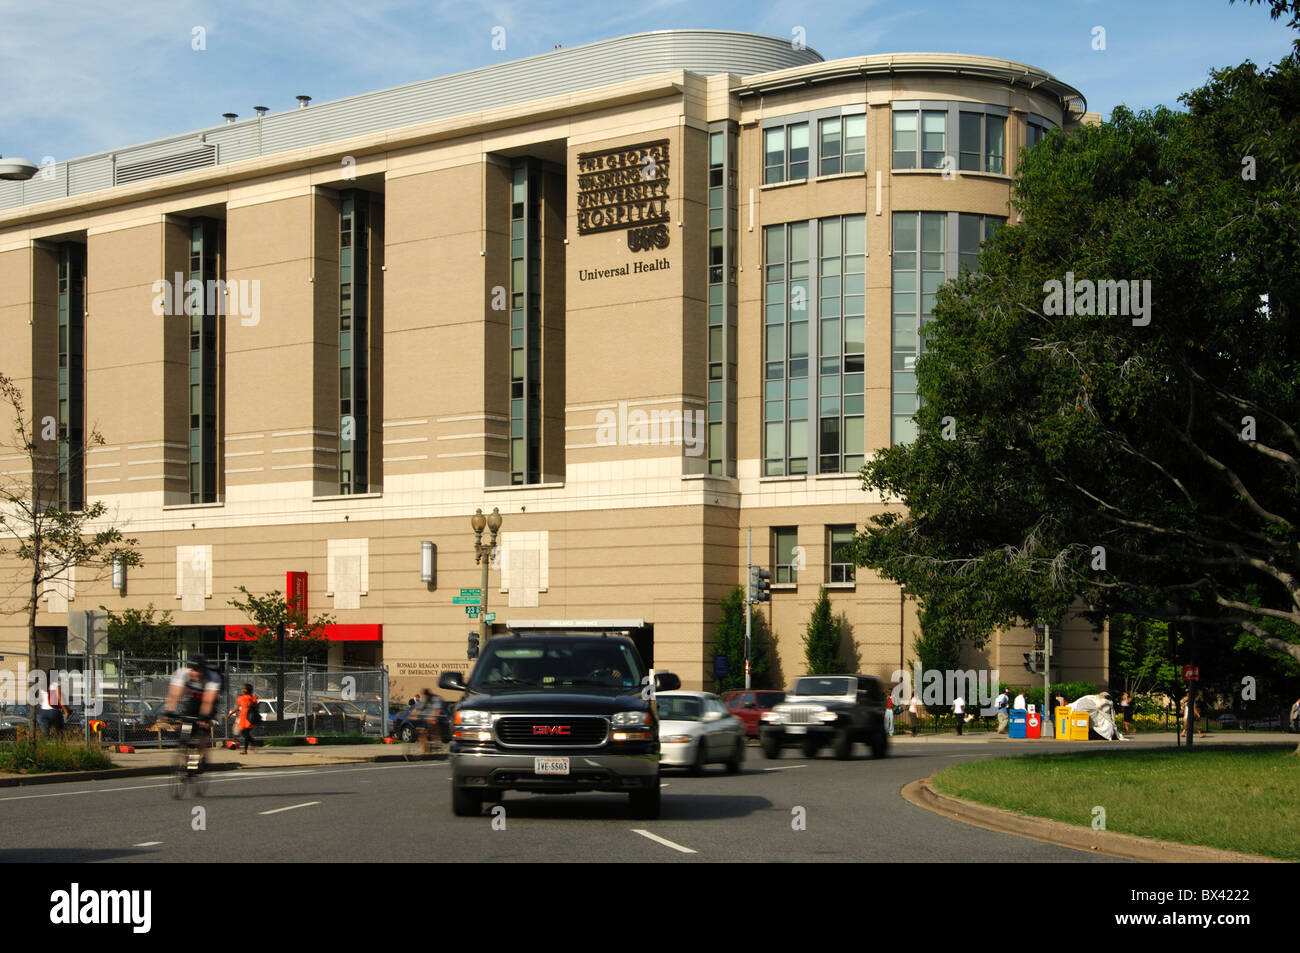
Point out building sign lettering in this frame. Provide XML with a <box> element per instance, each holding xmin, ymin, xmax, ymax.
<box><xmin>577</xmin><ymin>139</ymin><xmax>671</xmax><ymax>249</ymax></box>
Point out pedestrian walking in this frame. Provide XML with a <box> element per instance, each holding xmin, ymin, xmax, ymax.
<box><xmin>1119</xmin><ymin>691</ymin><xmax>1135</xmax><ymax>734</ymax></box>
<box><xmin>228</xmin><ymin>683</ymin><xmax>259</xmax><ymax>754</ymax></box>
<box><xmin>951</xmin><ymin>694</ymin><xmax>966</xmax><ymax>735</ymax></box>
<box><xmin>1013</xmin><ymin>689</ymin><xmax>1027</xmax><ymax>711</ymax></box>
<box><xmin>908</xmin><ymin>690</ymin><xmax>920</xmax><ymax>737</ymax></box>
<box><xmin>36</xmin><ymin>675</ymin><xmax>68</xmax><ymax>738</ymax></box>
<box><xmin>995</xmin><ymin>687</ymin><xmax>1010</xmax><ymax>733</ymax></box>
<box><xmin>884</xmin><ymin>694</ymin><xmax>895</xmax><ymax>737</ymax></box>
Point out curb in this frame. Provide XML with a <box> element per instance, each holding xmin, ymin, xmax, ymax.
<box><xmin>0</xmin><ymin>751</ymin><xmax>448</xmax><ymax>787</ymax></box>
<box><xmin>901</xmin><ymin>777</ymin><xmax>1281</xmax><ymax>863</ymax></box>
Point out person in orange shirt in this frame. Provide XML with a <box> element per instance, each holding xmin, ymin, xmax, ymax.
<box><xmin>228</xmin><ymin>683</ymin><xmax>259</xmax><ymax>754</ymax></box>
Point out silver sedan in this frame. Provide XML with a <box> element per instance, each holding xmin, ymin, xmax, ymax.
<box><xmin>656</xmin><ymin>691</ymin><xmax>745</xmax><ymax>774</ymax></box>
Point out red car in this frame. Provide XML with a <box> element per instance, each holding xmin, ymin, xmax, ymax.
<box><xmin>722</xmin><ymin>690</ymin><xmax>787</xmax><ymax>737</ymax></box>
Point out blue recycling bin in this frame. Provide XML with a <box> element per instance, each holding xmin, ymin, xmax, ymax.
<box><xmin>1009</xmin><ymin>709</ymin><xmax>1027</xmax><ymax>738</ymax></box>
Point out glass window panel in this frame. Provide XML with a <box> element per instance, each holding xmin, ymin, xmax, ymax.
<box><xmin>820</xmin><ymin>396</ymin><xmax>840</xmax><ymax>416</ymax></box>
<box><xmin>765</xmin><ymin>225</ymin><xmax>785</xmax><ymax>264</ymax></box>
<box><xmin>843</xmin><ymin>273</ymin><xmax>865</xmax><ymax>296</ymax></box>
<box><xmin>789</xmin><ymin>322</ymin><xmax>808</xmax><ymax>359</ymax></box>
<box><xmin>845</xmin><ymin>316</ymin><xmax>864</xmax><ymax>354</ymax></box>
<box><xmin>894</xmin><ymin>371</ymin><xmax>916</xmax><ymax>392</ymax></box>
<box><xmin>921</xmin><ymin>213</ymin><xmax>945</xmax><ymax>251</ymax></box>
<box><xmin>789</xmin><ymin>398</ymin><xmax>807</xmax><ymax>419</ymax></box>
<box><xmin>766</xmin><ymin>381</ymin><xmax>784</xmax><ymax>401</ymax></box>
<box><xmin>788</xmin><ymin>123</ymin><xmax>809</xmax><ymax>178</ymax></box>
<box><xmin>922</xmin><ymin>111</ymin><xmax>945</xmax><ymax>149</ymax></box>
<box><xmin>765</xmin><ymin>422</ymin><xmax>785</xmax><ymax>456</ymax></box>
<box><xmin>843</xmin><ymin>294</ymin><xmax>864</xmax><ymax>316</ymax></box>
<box><xmin>820</xmin><ymin>417</ymin><xmax>840</xmax><ymax>455</ymax></box>
<box><xmin>893</xmin><ymin>292</ymin><xmax>916</xmax><ymax>314</ymax></box>
<box><xmin>789</xmin><ymin>222</ymin><xmax>808</xmax><ymax>262</ymax></box>
<box><xmin>766</xmin><ymin>301</ymin><xmax>786</xmax><ymax>324</ymax></box>
<box><xmin>844</xmin><ymin>419</ymin><xmax>865</xmax><ymax>454</ymax></box>
<box><xmin>893</xmin><ymin>213</ymin><xmax>917</xmax><ymax>251</ymax></box>
<box><xmin>894</xmin><ymin>416</ymin><xmax>918</xmax><ymax>444</ymax></box>
<box><xmin>844</xmin><ymin>115</ymin><xmax>865</xmax><ymax>154</ymax></box>
<box><xmin>844</xmin><ymin>394</ymin><xmax>865</xmax><ymax>416</ymax></box>
<box><xmin>766</xmin><ymin>362</ymin><xmax>785</xmax><ymax>380</ymax></box>
<box><xmin>819</xmin><ymin>275</ymin><xmax>842</xmax><ymax>296</ymax></box>
<box><xmin>820</xmin><ymin>374</ymin><xmax>840</xmax><ymax>395</ymax></box>
<box><xmin>844</xmin><ymin>216</ymin><xmax>865</xmax><ymax>255</ymax></box>
<box><xmin>765</xmin><ymin>400</ymin><xmax>784</xmax><ymax>420</ymax></box>
<box><xmin>893</xmin><ymin>393</ymin><xmax>917</xmax><ymax>415</ymax></box>
<box><xmin>790</xmin><ymin>358</ymin><xmax>808</xmax><ymax>378</ymax></box>
<box><xmin>820</xmin><ymin>318</ymin><xmax>841</xmax><ymax>355</ymax></box>
<box><xmin>790</xmin><ymin>377</ymin><xmax>808</xmax><ymax>399</ymax></box>
<box><xmin>790</xmin><ymin>419</ymin><xmax>808</xmax><ymax>458</ymax></box>
<box><xmin>844</xmin><ymin>370</ymin><xmax>864</xmax><ymax>391</ymax></box>
<box><xmin>921</xmin><ymin>271</ymin><xmax>946</xmax><ymax>294</ymax></box>
<box><xmin>709</xmin><ymin>131</ymin><xmax>724</xmax><ymax>166</ymax></box>
<box><xmin>820</xmin><ymin>218</ymin><xmax>841</xmax><ymax>257</ymax></box>
<box><xmin>765</xmin><ymin>325</ymin><xmax>785</xmax><ymax>360</ymax></box>
<box><xmin>960</xmin><ymin>113</ymin><xmax>980</xmax><ymax>154</ymax></box>
<box><xmin>893</xmin><ymin>111</ymin><xmax>917</xmax><ymax>158</ymax></box>
<box><xmin>986</xmin><ymin>116</ymin><xmax>1005</xmax><ymax>173</ymax></box>
<box><xmin>789</xmin><ymin>279</ymin><xmax>809</xmax><ymax>315</ymax></box>
<box><xmin>709</xmin><ymin>326</ymin><xmax>723</xmax><ymax>361</ymax></box>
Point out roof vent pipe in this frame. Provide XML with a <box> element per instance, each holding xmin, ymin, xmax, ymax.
<box><xmin>222</xmin><ymin>113</ymin><xmax>238</xmax><ymax>123</ymax></box>
<box><xmin>296</xmin><ymin>95</ymin><xmax>312</xmax><ymax>109</ymax></box>
<box><xmin>254</xmin><ymin>105</ymin><xmax>269</xmax><ymax>117</ymax></box>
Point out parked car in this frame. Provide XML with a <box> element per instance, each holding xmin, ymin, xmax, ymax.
<box><xmin>1245</xmin><ymin>714</ymin><xmax>1283</xmax><ymax>731</ymax></box>
<box><xmin>0</xmin><ymin>704</ymin><xmax>32</xmax><ymax>739</ymax></box>
<box><xmin>657</xmin><ymin>691</ymin><xmax>745</xmax><ymax>773</ymax></box>
<box><xmin>282</xmin><ymin>699</ymin><xmax>367</xmax><ymax>734</ymax></box>
<box><xmin>1215</xmin><ymin>712</ymin><xmax>1241</xmax><ymax>729</ymax></box>
<box><xmin>721</xmin><ymin>689</ymin><xmax>787</xmax><ymax>737</ymax></box>
<box><xmin>392</xmin><ymin>697</ymin><xmax>450</xmax><ymax>743</ymax></box>
<box><xmin>96</xmin><ymin>699</ymin><xmax>161</xmax><ymax>742</ymax></box>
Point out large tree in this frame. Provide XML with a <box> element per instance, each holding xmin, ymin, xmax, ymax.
<box><xmin>227</xmin><ymin>586</ymin><xmax>333</xmax><ymax>665</ymax></box>
<box><xmin>708</xmin><ymin>585</ymin><xmax>771</xmax><ymax>691</ymax></box>
<box><xmin>0</xmin><ymin>373</ymin><xmax>141</xmax><ymax>708</ymax></box>
<box><xmin>852</xmin><ymin>51</ymin><xmax>1300</xmax><ymax>673</ymax></box>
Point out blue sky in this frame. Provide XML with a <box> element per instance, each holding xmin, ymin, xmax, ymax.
<box><xmin>0</xmin><ymin>0</ymin><xmax>1295</xmax><ymax>165</ymax></box>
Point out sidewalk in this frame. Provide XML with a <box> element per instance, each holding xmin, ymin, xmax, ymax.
<box><xmin>0</xmin><ymin>740</ymin><xmax>447</xmax><ymax>788</ymax></box>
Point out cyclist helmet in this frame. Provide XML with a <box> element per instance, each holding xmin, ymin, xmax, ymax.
<box><xmin>187</xmin><ymin>653</ymin><xmax>209</xmax><ymax>670</ymax></box>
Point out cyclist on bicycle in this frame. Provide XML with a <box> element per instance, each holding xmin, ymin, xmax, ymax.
<box><xmin>159</xmin><ymin>654</ymin><xmax>222</xmax><ymax>769</ymax></box>
<box><xmin>414</xmin><ymin>688</ymin><xmax>442</xmax><ymax>753</ymax></box>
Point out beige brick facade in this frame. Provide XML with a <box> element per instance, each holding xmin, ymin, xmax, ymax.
<box><xmin>0</xmin><ymin>35</ymin><xmax>1107</xmax><ymax>701</ymax></box>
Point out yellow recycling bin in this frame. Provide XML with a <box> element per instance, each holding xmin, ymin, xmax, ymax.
<box><xmin>1055</xmin><ymin>707</ymin><xmax>1071</xmax><ymax>740</ymax></box>
<box><xmin>1069</xmin><ymin>710</ymin><xmax>1092</xmax><ymax>740</ymax></box>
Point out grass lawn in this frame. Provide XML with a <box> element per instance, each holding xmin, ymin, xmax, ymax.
<box><xmin>932</xmin><ymin>745</ymin><xmax>1300</xmax><ymax>861</ymax></box>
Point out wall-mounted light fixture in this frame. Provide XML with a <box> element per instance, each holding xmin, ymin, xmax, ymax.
<box><xmin>111</xmin><ymin>555</ymin><xmax>126</xmax><ymax>593</ymax></box>
<box><xmin>420</xmin><ymin>541</ymin><xmax>436</xmax><ymax>585</ymax></box>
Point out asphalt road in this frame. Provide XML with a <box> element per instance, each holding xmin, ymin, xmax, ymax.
<box><xmin>0</xmin><ymin>740</ymin><xmax>1119</xmax><ymax>863</ymax></box>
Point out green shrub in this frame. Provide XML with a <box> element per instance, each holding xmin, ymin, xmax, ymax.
<box><xmin>0</xmin><ymin>736</ymin><xmax>116</xmax><ymax>773</ymax></box>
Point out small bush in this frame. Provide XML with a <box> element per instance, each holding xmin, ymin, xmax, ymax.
<box><xmin>0</xmin><ymin>736</ymin><xmax>116</xmax><ymax>773</ymax></box>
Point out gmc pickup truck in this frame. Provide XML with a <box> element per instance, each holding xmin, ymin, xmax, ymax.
<box><xmin>439</xmin><ymin>632</ymin><xmax>680</xmax><ymax>818</ymax></box>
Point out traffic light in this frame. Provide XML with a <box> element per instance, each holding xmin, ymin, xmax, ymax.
<box><xmin>1023</xmin><ymin>650</ymin><xmax>1042</xmax><ymax>674</ymax></box>
<box><xmin>749</xmin><ymin>566</ymin><xmax>772</xmax><ymax>603</ymax></box>
<box><xmin>467</xmin><ymin>631</ymin><xmax>480</xmax><ymax>660</ymax></box>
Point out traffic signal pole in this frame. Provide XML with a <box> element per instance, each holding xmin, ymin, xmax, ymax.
<box><xmin>744</xmin><ymin>526</ymin><xmax>752</xmax><ymax>691</ymax></box>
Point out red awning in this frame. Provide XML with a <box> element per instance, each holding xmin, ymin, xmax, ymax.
<box><xmin>224</xmin><ymin>624</ymin><xmax>382</xmax><ymax>642</ymax></box>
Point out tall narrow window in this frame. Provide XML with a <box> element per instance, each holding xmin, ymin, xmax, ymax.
<box><xmin>339</xmin><ymin>192</ymin><xmax>370</xmax><ymax>494</ymax></box>
<box><xmin>817</xmin><ymin>215</ymin><xmax>866</xmax><ymax>474</ymax></box>
<box><xmin>510</xmin><ymin>158</ymin><xmax>542</xmax><ymax>485</ymax></box>
<box><xmin>707</xmin><ymin>125</ymin><xmax>737</xmax><ymax>476</ymax></box>
<box><xmin>959</xmin><ymin>112</ymin><xmax>1006</xmax><ymax>173</ymax></box>
<box><xmin>773</xmin><ymin>527</ymin><xmax>799</xmax><ymax>585</ymax></box>
<box><xmin>891</xmin><ymin>212</ymin><xmax>946</xmax><ymax>445</ymax></box>
<box><xmin>827</xmin><ymin>526</ymin><xmax>856</xmax><ymax>583</ymax></box>
<box><xmin>762</xmin><ymin>222</ymin><xmax>810</xmax><ymax>476</ymax></box>
<box><xmin>56</xmin><ymin>244</ymin><xmax>86</xmax><ymax>511</ymax></box>
<box><xmin>188</xmin><ymin>220</ymin><xmax>222</xmax><ymax>503</ymax></box>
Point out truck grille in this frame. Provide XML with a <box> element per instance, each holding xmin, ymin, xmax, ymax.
<box><xmin>496</xmin><ymin>715</ymin><xmax>609</xmax><ymax>747</ymax></box>
<box><xmin>782</xmin><ymin>706</ymin><xmax>821</xmax><ymax>725</ymax></box>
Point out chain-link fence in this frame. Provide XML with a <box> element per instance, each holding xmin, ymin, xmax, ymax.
<box><xmin>9</xmin><ymin>654</ymin><xmax>389</xmax><ymax>746</ymax></box>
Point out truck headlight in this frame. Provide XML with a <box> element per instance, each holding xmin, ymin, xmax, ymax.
<box><xmin>817</xmin><ymin>711</ymin><xmax>839</xmax><ymax>722</ymax></box>
<box><xmin>761</xmin><ymin>711</ymin><xmax>783</xmax><ymax>724</ymax></box>
<box><xmin>454</xmin><ymin>709</ymin><xmax>491</xmax><ymax>726</ymax></box>
<box><xmin>612</xmin><ymin>711</ymin><xmax>650</xmax><ymax>726</ymax></box>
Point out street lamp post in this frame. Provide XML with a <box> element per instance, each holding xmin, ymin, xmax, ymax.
<box><xmin>471</xmin><ymin>508</ymin><xmax>502</xmax><ymax>648</ymax></box>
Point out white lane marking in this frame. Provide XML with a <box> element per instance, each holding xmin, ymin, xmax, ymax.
<box><xmin>133</xmin><ymin>841</ymin><xmax>163</xmax><ymax>847</ymax></box>
<box><xmin>762</xmin><ymin>764</ymin><xmax>808</xmax><ymax>771</ymax></box>
<box><xmin>259</xmin><ymin>801</ymin><xmax>321</xmax><ymax>815</ymax></box>
<box><xmin>632</xmin><ymin>829</ymin><xmax>697</xmax><ymax>854</ymax></box>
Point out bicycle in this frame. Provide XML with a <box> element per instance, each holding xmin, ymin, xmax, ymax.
<box><xmin>162</xmin><ymin>715</ymin><xmax>211</xmax><ymax>798</ymax></box>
